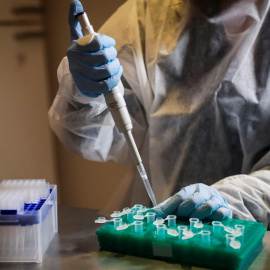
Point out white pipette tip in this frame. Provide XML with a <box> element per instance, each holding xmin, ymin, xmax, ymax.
<box><xmin>0</xmin><ymin>179</ymin><xmax>50</xmax><ymax>211</ymax></box>
<box><xmin>136</xmin><ymin>163</ymin><xmax>157</xmax><ymax>207</ymax></box>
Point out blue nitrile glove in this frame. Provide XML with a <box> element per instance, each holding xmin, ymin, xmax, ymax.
<box><xmin>154</xmin><ymin>183</ymin><xmax>230</xmax><ymax>220</ymax></box>
<box><xmin>66</xmin><ymin>0</ymin><xmax>123</xmax><ymax>97</ymax></box>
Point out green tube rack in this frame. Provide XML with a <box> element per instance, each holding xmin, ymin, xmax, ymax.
<box><xmin>95</xmin><ymin>206</ymin><xmax>266</xmax><ymax>270</ymax></box>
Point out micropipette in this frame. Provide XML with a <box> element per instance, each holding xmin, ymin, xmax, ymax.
<box><xmin>75</xmin><ymin>7</ymin><xmax>157</xmax><ymax>207</ymax></box>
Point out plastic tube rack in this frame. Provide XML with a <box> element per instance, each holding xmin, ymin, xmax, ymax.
<box><xmin>95</xmin><ymin>205</ymin><xmax>266</xmax><ymax>270</ymax></box>
<box><xmin>0</xmin><ymin>179</ymin><xmax>57</xmax><ymax>263</ymax></box>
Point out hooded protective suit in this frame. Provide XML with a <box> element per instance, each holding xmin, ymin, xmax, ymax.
<box><xmin>49</xmin><ymin>0</ymin><xmax>270</xmax><ymax>227</ymax></box>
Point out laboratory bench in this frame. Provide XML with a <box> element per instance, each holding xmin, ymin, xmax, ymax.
<box><xmin>0</xmin><ymin>205</ymin><xmax>270</xmax><ymax>270</ymax></box>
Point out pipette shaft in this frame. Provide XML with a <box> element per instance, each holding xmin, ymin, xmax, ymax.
<box><xmin>76</xmin><ymin>11</ymin><xmax>157</xmax><ymax>207</ymax></box>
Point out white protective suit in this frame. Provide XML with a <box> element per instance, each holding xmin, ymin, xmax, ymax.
<box><xmin>49</xmin><ymin>0</ymin><xmax>270</xmax><ymax>227</ymax></box>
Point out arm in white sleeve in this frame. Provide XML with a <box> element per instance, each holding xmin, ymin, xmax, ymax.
<box><xmin>212</xmin><ymin>166</ymin><xmax>270</xmax><ymax>228</ymax></box>
<box><xmin>48</xmin><ymin>57</ymin><xmax>147</xmax><ymax>163</ymax></box>
<box><xmin>49</xmin><ymin>1</ymin><xmax>149</xmax><ymax>163</ymax></box>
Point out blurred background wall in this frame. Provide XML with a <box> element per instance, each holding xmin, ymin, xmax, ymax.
<box><xmin>0</xmin><ymin>0</ymin><xmax>127</xmax><ymax>210</ymax></box>
<box><xmin>0</xmin><ymin>0</ymin><xmax>56</xmax><ymax>188</ymax></box>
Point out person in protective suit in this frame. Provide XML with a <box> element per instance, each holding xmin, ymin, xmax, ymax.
<box><xmin>49</xmin><ymin>0</ymin><xmax>270</xmax><ymax>227</ymax></box>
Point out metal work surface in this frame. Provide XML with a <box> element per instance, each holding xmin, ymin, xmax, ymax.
<box><xmin>0</xmin><ymin>205</ymin><xmax>269</xmax><ymax>270</ymax></box>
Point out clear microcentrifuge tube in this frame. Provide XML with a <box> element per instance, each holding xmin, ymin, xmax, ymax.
<box><xmin>226</xmin><ymin>234</ymin><xmax>235</xmax><ymax>247</ymax></box>
<box><xmin>157</xmin><ymin>224</ymin><xmax>166</xmax><ymax>237</ymax></box>
<box><xmin>117</xmin><ymin>222</ymin><xmax>129</xmax><ymax>231</ymax></box>
<box><xmin>95</xmin><ymin>217</ymin><xmax>107</xmax><ymax>224</ymax></box>
<box><xmin>137</xmin><ymin>206</ymin><xmax>147</xmax><ymax>214</ymax></box>
<box><xmin>177</xmin><ymin>225</ymin><xmax>188</xmax><ymax>239</ymax></box>
<box><xmin>230</xmin><ymin>239</ymin><xmax>242</xmax><ymax>249</ymax></box>
<box><xmin>133</xmin><ymin>204</ymin><xmax>143</xmax><ymax>213</ymax></box>
<box><xmin>146</xmin><ymin>212</ymin><xmax>156</xmax><ymax>224</ymax></box>
<box><xmin>114</xmin><ymin>218</ymin><xmax>122</xmax><ymax>229</ymax></box>
<box><xmin>153</xmin><ymin>217</ymin><xmax>165</xmax><ymax>226</ymax></box>
<box><xmin>127</xmin><ymin>210</ymin><xmax>135</xmax><ymax>223</ymax></box>
<box><xmin>189</xmin><ymin>218</ymin><xmax>199</xmax><ymax>232</ymax></box>
<box><xmin>235</xmin><ymin>224</ymin><xmax>245</xmax><ymax>235</ymax></box>
<box><xmin>167</xmin><ymin>215</ymin><xmax>177</xmax><ymax>228</ymax></box>
<box><xmin>123</xmin><ymin>207</ymin><xmax>129</xmax><ymax>213</ymax></box>
<box><xmin>134</xmin><ymin>221</ymin><xmax>143</xmax><ymax>233</ymax></box>
<box><xmin>194</xmin><ymin>221</ymin><xmax>204</xmax><ymax>229</ymax></box>
<box><xmin>212</xmin><ymin>221</ymin><xmax>222</xmax><ymax>233</ymax></box>
<box><xmin>201</xmin><ymin>230</ymin><xmax>211</xmax><ymax>244</ymax></box>
<box><xmin>111</xmin><ymin>211</ymin><xmax>122</xmax><ymax>218</ymax></box>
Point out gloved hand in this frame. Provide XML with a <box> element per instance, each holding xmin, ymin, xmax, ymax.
<box><xmin>66</xmin><ymin>0</ymin><xmax>123</xmax><ymax>97</ymax></box>
<box><xmin>154</xmin><ymin>183</ymin><xmax>230</xmax><ymax>220</ymax></box>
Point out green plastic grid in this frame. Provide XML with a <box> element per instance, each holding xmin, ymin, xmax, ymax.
<box><xmin>95</xmin><ymin>207</ymin><xmax>266</xmax><ymax>270</ymax></box>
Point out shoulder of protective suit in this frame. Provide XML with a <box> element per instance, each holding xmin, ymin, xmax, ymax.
<box><xmin>98</xmin><ymin>0</ymin><xmax>189</xmax><ymax>51</ymax></box>
<box><xmin>98</xmin><ymin>0</ymin><xmax>146</xmax><ymax>49</ymax></box>
<box><xmin>57</xmin><ymin>57</ymin><xmax>69</xmax><ymax>84</ymax></box>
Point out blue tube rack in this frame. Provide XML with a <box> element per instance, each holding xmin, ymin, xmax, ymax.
<box><xmin>0</xmin><ymin>184</ymin><xmax>58</xmax><ymax>263</ymax></box>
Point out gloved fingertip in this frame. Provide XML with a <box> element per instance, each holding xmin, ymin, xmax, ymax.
<box><xmin>68</xmin><ymin>0</ymin><xmax>84</xmax><ymax>42</ymax></box>
<box><xmin>152</xmin><ymin>206</ymin><xmax>163</xmax><ymax>218</ymax></box>
<box><xmin>190</xmin><ymin>211</ymin><xmax>204</xmax><ymax>220</ymax></box>
<box><xmin>74</xmin><ymin>0</ymin><xmax>84</xmax><ymax>15</ymax></box>
<box><xmin>209</xmin><ymin>207</ymin><xmax>231</xmax><ymax>221</ymax></box>
<box><xmin>69</xmin><ymin>0</ymin><xmax>84</xmax><ymax>17</ymax></box>
<box><xmin>117</xmin><ymin>65</ymin><xmax>123</xmax><ymax>78</ymax></box>
<box><xmin>154</xmin><ymin>206</ymin><xmax>169</xmax><ymax>219</ymax></box>
<box><xmin>155</xmin><ymin>194</ymin><xmax>183</xmax><ymax>218</ymax></box>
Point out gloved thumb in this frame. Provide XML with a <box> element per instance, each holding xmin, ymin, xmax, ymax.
<box><xmin>68</xmin><ymin>0</ymin><xmax>84</xmax><ymax>42</ymax></box>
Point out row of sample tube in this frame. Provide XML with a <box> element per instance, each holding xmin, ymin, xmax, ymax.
<box><xmin>0</xmin><ymin>179</ymin><xmax>50</xmax><ymax>211</ymax></box>
<box><xmin>95</xmin><ymin>204</ymin><xmax>245</xmax><ymax>249</ymax></box>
